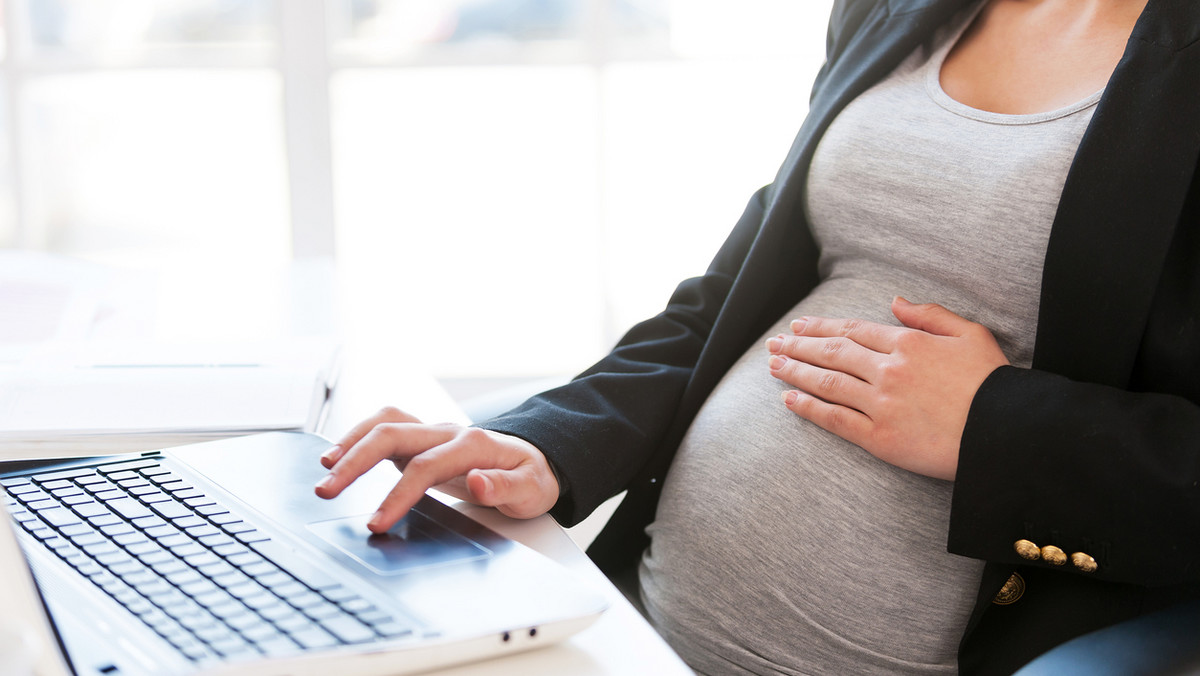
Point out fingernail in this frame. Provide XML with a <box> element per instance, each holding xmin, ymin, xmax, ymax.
<box><xmin>367</xmin><ymin>511</ymin><xmax>384</xmax><ymax>531</ymax></box>
<box><xmin>782</xmin><ymin>390</ymin><xmax>799</xmax><ymax>405</ymax></box>
<box><xmin>791</xmin><ymin>318</ymin><xmax>807</xmax><ymax>334</ymax></box>
<box><xmin>320</xmin><ymin>445</ymin><xmax>340</xmax><ymax>462</ymax></box>
<box><xmin>315</xmin><ymin>475</ymin><xmax>334</xmax><ymax>490</ymax></box>
<box><xmin>769</xmin><ymin>355</ymin><xmax>787</xmax><ymax>370</ymax></box>
<box><xmin>477</xmin><ymin>474</ymin><xmax>494</xmax><ymax>497</ymax></box>
<box><xmin>765</xmin><ymin>336</ymin><xmax>783</xmax><ymax>353</ymax></box>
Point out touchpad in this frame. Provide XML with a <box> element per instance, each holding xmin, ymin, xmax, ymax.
<box><xmin>307</xmin><ymin>510</ymin><xmax>492</xmax><ymax>576</ymax></box>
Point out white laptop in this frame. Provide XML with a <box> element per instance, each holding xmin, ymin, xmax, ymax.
<box><xmin>0</xmin><ymin>432</ymin><xmax>606</xmax><ymax>676</ymax></box>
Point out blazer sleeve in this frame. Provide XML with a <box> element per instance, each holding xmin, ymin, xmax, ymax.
<box><xmin>949</xmin><ymin>365</ymin><xmax>1200</xmax><ymax>586</ymax></box>
<box><xmin>476</xmin><ymin>184</ymin><xmax>773</xmax><ymax>526</ymax></box>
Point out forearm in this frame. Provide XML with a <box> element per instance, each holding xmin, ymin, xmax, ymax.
<box><xmin>949</xmin><ymin>365</ymin><xmax>1200</xmax><ymax>585</ymax></box>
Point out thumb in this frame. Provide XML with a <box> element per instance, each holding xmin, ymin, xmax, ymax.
<box><xmin>466</xmin><ymin>468</ymin><xmax>504</xmax><ymax>506</ymax></box>
<box><xmin>891</xmin><ymin>296</ymin><xmax>969</xmax><ymax>336</ymax></box>
<box><xmin>466</xmin><ymin>467</ymin><xmax>543</xmax><ymax>518</ymax></box>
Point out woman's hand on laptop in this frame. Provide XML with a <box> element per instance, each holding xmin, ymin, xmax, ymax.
<box><xmin>314</xmin><ymin>406</ymin><xmax>560</xmax><ymax>534</ymax></box>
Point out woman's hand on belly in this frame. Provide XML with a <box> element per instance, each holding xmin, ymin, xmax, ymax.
<box><xmin>766</xmin><ymin>296</ymin><xmax>1009</xmax><ymax>480</ymax></box>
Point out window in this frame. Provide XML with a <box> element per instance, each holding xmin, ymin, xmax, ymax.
<box><xmin>2</xmin><ymin>0</ymin><xmax>833</xmax><ymax>378</ymax></box>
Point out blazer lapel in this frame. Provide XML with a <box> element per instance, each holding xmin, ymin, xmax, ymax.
<box><xmin>1033</xmin><ymin>0</ymin><xmax>1200</xmax><ymax>386</ymax></box>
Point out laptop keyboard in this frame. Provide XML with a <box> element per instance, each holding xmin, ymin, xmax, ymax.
<box><xmin>1</xmin><ymin>457</ymin><xmax>416</xmax><ymax>664</ymax></box>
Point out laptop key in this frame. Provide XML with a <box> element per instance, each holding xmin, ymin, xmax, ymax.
<box><xmin>194</xmin><ymin>624</ymin><xmax>238</xmax><ymax>643</ymax></box>
<box><xmin>44</xmin><ymin>480</ymin><xmax>78</xmax><ymax>492</ymax></box>
<box><xmin>165</xmin><ymin>569</ymin><xmax>205</xmax><ymax>587</ymax></box>
<box><xmin>373</xmin><ymin>621</ymin><xmax>415</xmax><ymax>639</ymax></box>
<box><xmin>21</xmin><ymin>491</ymin><xmax>52</xmax><ymax>506</ymax></box>
<box><xmin>254</xmin><ymin>636</ymin><xmax>300</xmax><ymax>658</ymax></box>
<box><xmin>23</xmin><ymin>496</ymin><xmax>57</xmax><ymax>509</ymax></box>
<box><xmin>111</xmin><ymin>530</ymin><xmax>145</xmax><ymax>545</ymax></box>
<box><xmin>59</xmin><ymin>493</ymin><xmax>92</xmax><ymax>506</ymax></box>
<box><xmin>60</xmin><ymin>522</ymin><xmax>96</xmax><ymax>537</ymax></box>
<box><xmin>38</xmin><ymin>506</ymin><xmax>82</xmax><ymax>528</ymax></box>
<box><xmin>97</xmin><ymin>459</ymin><xmax>160</xmax><ymax>474</ymax></box>
<box><xmin>287</xmin><ymin>627</ymin><xmax>339</xmax><ymax>650</ymax></box>
<box><xmin>207</xmin><ymin>602</ymin><xmax>249</xmax><ymax>620</ymax></box>
<box><xmin>148</xmin><ymin>472</ymin><xmax>182</xmax><ymax>485</ymax></box>
<box><xmin>126</xmin><ymin>541</ymin><xmax>161</xmax><ymax>556</ymax></box>
<box><xmin>88</xmin><ymin>513</ymin><xmax>122</xmax><ymax>527</ymax></box>
<box><xmin>355</xmin><ymin>609</ymin><xmax>395</xmax><ymax>626</ymax></box>
<box><xmin>150</xmin><ymin>500</ymin><xmax>191</xmax><ymax>520</ymax></box>
<box><xmin>301</xmin><ymin>603</ymin><xmax>343</xmax><ymax>622</ymax></box>
<box><xmin>209</xmin><ymin>636</ymin><xmax>256</xmax><ymax>659</ymax></box>
<box><xmin>72</xmin><ymin>502</ymin><xmax>110</xmax><ymax>518</ymax></box>
<box><xmin>238</xmin><ymin>561</ymin><xmax>279</xmax><ymax>578</ymax></box>
<box><xmin>286</xmin><ymin>591</ymin><xmax>327</xmax><ymax>611</ymax></box>
<box><xmin>32</xmin><ymin>468</ymin><xmax>95</xmax><ymax>482</ymax></box>
<box><xmin>209</xmin><ymin>513</ymin><xmax>242</xmax><ymax>526</ymax></box>
<box><xmin>160</xmin><ymin>481</ymin><xmax>193</xmax><ymax>494</ymax></box>
<box><xmin>320</xmin><ymin>614</ymin><xmax>377</xmax><ymax>644</ymax></box>
<box><xmin>200</xmin><ymin>533</ymin><xmax>237</xmax><ymax>548</ymax></box>
<box><xmin>157</xmin><ymin>533</ymin><xmax>192</xmax><ymax>548</ymax></box>
<box><xmin>235</xmin><ymin>530</ymin><xmax>269</xmax><ymax>544</ymax></box>
<box><xmin>179</xmin><ymin>578</ymin><xmax>221</xmax><ymax>597</ymax></box>
<box><xmin>25</xmin><ymin>525</ymin><xmax>55</xmax><ymax>540</ymax></box>
<box><xmin>109</xmin><ymin>498</ymin><xmax>153</xmax><ymax>520</ymax></box>
<box><xmin>224</xmin><ymin>613</ymin><xmax>269</xmax><ymax>633</ymax></box>
<box><xmin>146</xmin><ymin>525</ymin><xmax>181</xmax><ymax>539</ymax></box>
<box><xmin>131</xmin><ymin>515</ymin><xmax>166</xmax><ymax>529</ymax></box>
<box><xmin>172</xmin><ymin>515</ymin><xmax>207</xmax><ymax>529</ymax></box>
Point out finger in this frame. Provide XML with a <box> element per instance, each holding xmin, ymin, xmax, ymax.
<box><xmin>323</xmin><ymin>406</ymin><xmax>421</xmax><ymax>468</ymax></box>
<box><xmin>890</xmin><ymin>296</ymin><xmax>971</xmax><ymax>337</ymax></box>
<box><xmin>315</xmin><ymin>423</ymin><xmax>457</xmax><ymax>499</ymax></box>
<box><xmin>791</xmin><ymin>315</ymin><xmax>899</xmax><ymax>353</ymax></box>
<box><xmin>768</xmin><ymin>332</ymin><xmax>881</xmax><ymax>383</ymax></box>
<box><xmin>367</xmin><ymin>437</ymin><xmax>521</xmax><ymax>532</ymax></box>
<box><xmin>769</xmin><ymin>354</ymin><xmax>872</xmax><ymax>409</ymax></box>
<box><xmin>781</xmin><ymin>388</ymin><xmax>873</xmax><ymax>448</ymax></box>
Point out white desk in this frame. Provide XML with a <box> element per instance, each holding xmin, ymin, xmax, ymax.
<box><xmin>3</xmin><ymin>253</ymin><xmax>692</xmax><ymax>676</ymax></box>
<box><xmin>321</xmin><ymin>336</ymin><xmax>693</xmax><ymax>676</ymax></box>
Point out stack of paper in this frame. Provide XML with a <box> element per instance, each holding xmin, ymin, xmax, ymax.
<box><xmin>0</xmin><ymin>343</ymin><xmax>338</xmax><ymax>460</ymax></box>
<box><xmin>0</xmin><ymin>250</ymin><xmax>341</xmax><ymax>460</ymax></box>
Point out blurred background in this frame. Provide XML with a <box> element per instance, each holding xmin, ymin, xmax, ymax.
<box><xmin>0</xmin><ymin>0</ymin><xmax>833</xmax><ymax>407</ymax></box>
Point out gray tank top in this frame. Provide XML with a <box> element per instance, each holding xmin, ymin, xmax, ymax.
<box><xmin>638</xmin><ymin>5</ymin><xmax>1101</xmax><ymax>674</ymax></box>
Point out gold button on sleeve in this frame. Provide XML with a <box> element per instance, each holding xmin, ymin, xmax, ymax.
<box><xmin>1040</xmin><ymin>545</ymin><xmax>1067</xmax><ymax>566</ymax></box>
<box><xmin>1071</xmin><ymin>552</ymin><xmax>1098</xmax><ymax>573</ymax></box>
<box><xmin>1014</xmin><ymin>539</ymin><xmax>1041</xmax><ymax>561</ymax></box>
<box><xmin>993</xmin><ymin>572</ymin><xmax>1025</xmax><ymax>605</ymax></box>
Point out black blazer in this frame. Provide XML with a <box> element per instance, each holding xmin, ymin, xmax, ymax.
<box><xmin>481</xmin><ymin>0</ymin><xmax>1200</xmax><ymax>672</ymax></box>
